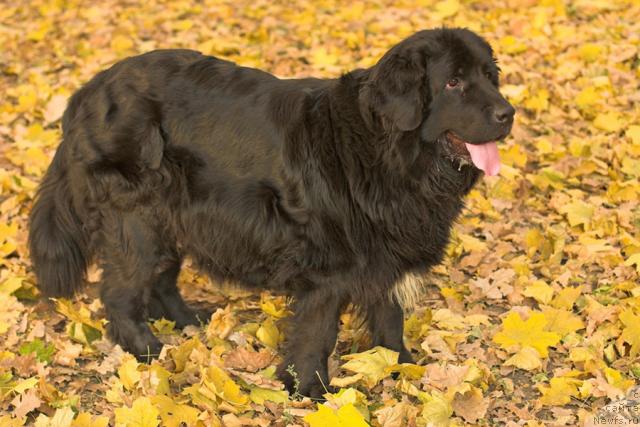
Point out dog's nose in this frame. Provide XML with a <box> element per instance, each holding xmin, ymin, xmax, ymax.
<box><xmin>493</xmin><ymin>104</ymin><xmax>515</xmax><ymax>124</ymax></box>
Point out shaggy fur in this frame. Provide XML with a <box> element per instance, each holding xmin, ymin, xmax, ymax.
<box><xmin>29</xmin><ymin>28</ymin><xmax>514</xmax><ymax>397</ymax></box>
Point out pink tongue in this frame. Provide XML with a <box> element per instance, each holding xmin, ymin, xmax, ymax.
<box><xmin>464</xmin><ymin>142</ymin><xmax>501</xmax><ymax>176</ymax></box>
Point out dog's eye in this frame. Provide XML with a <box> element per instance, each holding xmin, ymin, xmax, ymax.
<box><xmin>446</xmin><ymin>78</ymin><xmax>459</xmax><ymax>88</ymax></box>
<box><xmin>485</xmin><ymin>72</ymin><xmax>493</xmax><ymax>79</ymax></box>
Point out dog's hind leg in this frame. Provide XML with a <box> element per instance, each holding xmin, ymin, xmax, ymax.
<box><xmin>100</xmin><ymin>212</ymin><xmax>171</xmax><ymax>361</ymax></box>
<box><xmin>148</xmin><ymin>261</ymin><xmax>202</xmax><ymax>328</ymax></box>
<box><xmin>364</xmin><ymin>296</ymin><xmax>413</xmax><ymax>363</ymax></box>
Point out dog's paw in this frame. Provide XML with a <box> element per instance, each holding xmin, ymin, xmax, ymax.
<box><xmin>132</xmin><ymin>336</ymin><xmax>164</xmax><ymax>363</ymax></box>
<box><xmin>398</xmin><ymin>347</ymin><xmax>414</xmax><ymax>364</ymax></box>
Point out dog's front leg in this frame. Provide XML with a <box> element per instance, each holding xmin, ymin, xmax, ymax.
<box><xmin>364</xmin><ymin>296</ymin><xmax>413</xmax><ymax>363</ymax></box>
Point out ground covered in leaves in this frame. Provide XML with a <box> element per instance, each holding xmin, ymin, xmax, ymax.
<box><xmin>1</xmin><ymin>0</ymin><xmax>640</xmax><ymax>425</ymax></box>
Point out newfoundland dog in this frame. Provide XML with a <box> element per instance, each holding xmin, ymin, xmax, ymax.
<box><xmin>29</xmin><ymin>28</ymin><xmax>514</xmax><ymax>397</ymax></box>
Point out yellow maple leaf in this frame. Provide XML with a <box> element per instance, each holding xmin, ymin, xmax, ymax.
<box><xmin>433</xmin><ymin>0</ymin><xmax>460</xmax><ymax>18</ymax></box>
<box><xmin>523</xmin><ymin>280</ymin><xmax>554</xmax><ymax>304</ymax></box>
<box><xmin>114</xmin><ymin>397</ymin><xmax>159</xmax><ymax>427</ymax></box>
<box><xmin>550</xmin><ymin>286</ymin><xmax>583</xmax><ymax>310</ymax></box>
<box><xmin>71</xmin><ymin>412</ymin><xmax>109</xmax><ymax>427</ymax></box>
<box><xmin>419</xmin><ymin>391</ymin><xmax>453</xmax><ymax>427</ymax></box>
<box><xmin>0</xmin><ymin>414</ymin><xmax>26</xmax><ymax>427</ymax></box>
<box><xmin>16</xmin><ymin>84</ymin><xmax>38</xmax><ymax>112</ymax></box>
<box><xmin>111</xmin><ymin>35</ymin><xmax>134</xmax><ymax>56</ymax></box>
<box><xmin>200</xmin><ymin>365</ymin><xmax>249</xmax><ymax>412</ymax></box>
<box><xmin>54</xmin><ymin>299</ymin><xmax>104</xmax><ymax>333</ymax></box>
<box><xmin>542</xmin><ymin>307</ymin><xmax>585</xmax><ymax>336</ymax></box>
<box><xmin>458</xmin><ymin>233</ymin><xmax>486</xmax><ymax>252</ymax></box>
<box><xmin>618</xmin><ymin>309</ymin><xmax>640</xmax><ymax>356</ymax></box>
<box><xmin>624</xmin><ymin>253</ymin><xmax>640</xmax><ymax>273</ymax></box>
<box><xmin>575</xmin><ymin>86</ymin><xmax>600</xmax><ymax>110</ymax></box>
<box><xmin>150</xmin><ymin>395</ymin><xmax>199</xmax><ymax>427</ymax></box>
<box><xmin>33</xmin><ymin>407</ymin><xmax>75</xmax><ymax>427</ymax></box>
<box><xmin>148</xmin><ymin>363</ymin><xmax>171</xmax><ymax>395</ymax></box>
<box><xmin>569</xmin><ymin>347</ymin><xmax>599</xmax><ymax>367</ymax></box>
<box><xmin>310</xmin><ymin>48</ymin><xmax>339</xmax><ymax>69</ymax></box>
<box><xmin>0</xmin><ymin>277</ymin><xmax>23</xmax><ymax>295</ymax></box>
<box><xmin>170</xmin><ymin>336</ymin><xmax>207</xmax><ymax>372</ymax></box>
<box><xmin>388</xmin><ymin>363</ymin><xmax>426</xmax><ymax>380</ymax></box>
<box><xmin>538</xmin><ymin>377</ymin><xmax>581</xmax><ymax>406</ymax></box>
<box><xmin>579</xmin><ymin>43</ymin><xmax>602</xmax><ymax>62</ymax></box>
<box><xmin>118</xmin><ymin>354</ymin><xmax>141</xmax><ymax>391</ymax></box>
<box><xmin>499</xmin><ymin>35</ymin><xmax>527</xmax><ymax>55</ymax></box>
<box><xmin>324</xmin><ymin>388</ymin><xmax>370</xmax><ymax>422</ymax></box>
<box><xmin>500</xmin><ymin>144</ymin><xmax>528</xmax><ymax>168</ymax></box>
<box><xmin>304</xmin><ymin>403</ymin><xmax>368</xmax><ymax>427</ymax></box>
<box><xmin>27</xmin><ymin>23</ymin><xmax>51</xmax><ymax>42</ymax></box>
<box><xmin>493</xmin><ymin>312</ymin><xmax>561</xmax><ymax>357</ymax></box>
<box><xmin>593</xmin><ymin>112</ymin><xmax>623</xmax><ymax>133</ymax></box>
<box><xmin>152</xmin><ymin>318</ymin><xmax>175</xmax><ymax>335</ymax></box>
<box><xmin>603</xmin><ymin>367</ymin><xmax>635</xmax><ymax>393</ymax></box>
<box><xmin>525</xmin><ymin>228</ymin><xmax>545</xmax><ymax>257</ymax></box>
<box><xmin>329</xmin><ymin>373</ymin><xmax>363</xmax><ymax>388</ymax></box>
<box><xmin>524</xmin><ymin>89</ymin><xmax>549</xmax><ymax>112</ymax></box>
<box><xmin>621</xmin><ymin>157</ymin><xmax>640</xmax><ymax>178</ymax></box>
<box><xmin>559</xmin><ymin>200</ymin><xmax>594</xmax><ymax>228</ymax></box>
<box><xmin>627</xmin><ymin>125</ymin><xmax>640</xmax><ymax>145</ymax></box>
<box><xmin>248</xmin><ymin>387</ymin><xmax>289</xmax><ymax>405</ymax></box>
<box><xmin>256</xmin><ymin>318</ymin><xmax>281</xmax><ymax>348</ymax></box>
<box><xmin>23</xmin><ymin>123</ymin><xmax>59</xmax><ymax>146</ymax></box>
<box><xmin>432</xmin><ymin>308</ymin><xmax>467</xmax><ymax>330</ymax></box>
<box><xmin>259</xmin><ymin>293</ymin><xmax>291</xmax><ymax>318</ymax></box>
<box><xmin>172</xmin><ymin>20</ymin><xmax>193</xmax><ymax>31</ymax></box>
<box><xmin>341</xmin><ymin>346</ymin><xmax>399</xmax><ymax>388</ymax></box>
<box><xmin>504</xmin><ymin>346</ymin><xmax>542</xmax><ymax>371</ymax></box>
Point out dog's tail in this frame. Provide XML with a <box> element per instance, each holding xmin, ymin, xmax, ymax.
<box><xmin>29</xmin><ymin>144</ymin><xmax>90</xmax><ymax>298</ymax></box>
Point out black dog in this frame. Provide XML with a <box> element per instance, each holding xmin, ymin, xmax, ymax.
<box><xmin>29</xmin><ymin>28</ymin><xmax>514</xmax><ymax>397</ymax></box>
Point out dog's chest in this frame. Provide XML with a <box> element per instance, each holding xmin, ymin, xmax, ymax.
<box><xmin>357</xmin><ymin>193</ymin><xmax>465</xmax><ymax>271</ymax></box>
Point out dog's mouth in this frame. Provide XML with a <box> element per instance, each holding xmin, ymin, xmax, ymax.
<box><xmin>442</xmin><ymin>131</ymin><xmax>502</xmax><ymax>176</ymax></box>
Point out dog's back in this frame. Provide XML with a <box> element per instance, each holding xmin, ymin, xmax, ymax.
<box><xmin>29</xmin><ymin>49</ymin><xmax>337</xmax><ymax>298</ymax></box>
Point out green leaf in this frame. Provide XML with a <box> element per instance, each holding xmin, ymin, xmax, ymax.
<box><xmin>19</xmin><ymin>339</ymin><xmax>55</xmax><ymax>363</ymax></box>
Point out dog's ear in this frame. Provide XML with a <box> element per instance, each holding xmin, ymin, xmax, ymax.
<box><xmin>363</xmin><ymin>48</ymin><xmax>427</xmax><ymax>131</ymax></box>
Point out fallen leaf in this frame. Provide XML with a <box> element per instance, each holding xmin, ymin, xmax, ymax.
<box><xmin>304</xmin><ymin>403</ymin><xmax>368</xmax><ymax>427</ymax></box>
<box><xmin>224</xmin><ymin>346</ymin><xmax>274</xmax><ymax>372</ymax></box>
<box><xmin>114</xmin><ymin>396</ymin><xmax>160</xmax><ymax>427</ymax></box>
<box><xmin>10</xmin><ymin>389</ymin><xmax>41</xmax><ymax>418</ymax></box>
<box><xmin>493</xmin><ymin>311</ymin><xmax>561</xmax><ymax>357</ymax></box>
<box><xmin>341</xmin><ymin>346</ymin><xmax>398</xmax><ymax>388</ymax></box>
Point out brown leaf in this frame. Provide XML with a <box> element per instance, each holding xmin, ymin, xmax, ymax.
<box><xmin>12</xmin><ymin>353</ymin><xmax>39</xmax><ymax>377</ymax></box>
<box><xmin>375</xmin><ymin>401</ymin><xmax>419</xmax><ymax>427</ymax></box>
<box><xmin>224</xmin><ymin>346</ymin><xmax>275</xmax><ymax>372</ymax></box>
<box><xmin>53</xmin><ymin>341</ymin><xmax>83</xmax><ymax>367</ymax></box>
<box><xmin>226</xmin><ymin>368</ymin><xmax>283</xmax><ymax>390</ymax></box>
<box><xmin>423</xmin><ymin>363</ymin><xmax>470</xmax><ymax>389</ymax></box>
<box><xmin>11</xmin><ymin>389</ymin><xmax>42</xmax><ymax>418</ymax></box>
<box><xmin>452</xmin><ymin>387</ymin><xmax>489</xmax><ymax>423</ymax></box>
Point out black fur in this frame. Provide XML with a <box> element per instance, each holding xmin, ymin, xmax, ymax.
<box><xmin>29</xmin><ymin>28</ymin><xmax>513</xmax><ymax>397</ymax></box>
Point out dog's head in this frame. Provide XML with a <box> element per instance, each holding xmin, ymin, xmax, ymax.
<box><xmin>361</xmin><ymin>28</ymin><xmax>514</xmax><ymax>176</ymax></box>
